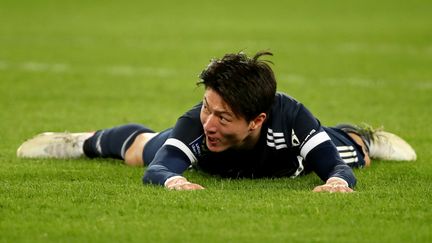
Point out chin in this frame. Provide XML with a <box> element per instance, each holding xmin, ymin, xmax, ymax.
<box><xmin>207</xmin><ymin>145</ymin><xmax>227</xmax><ymax>153</ymax></box>
<box><xmin>206</xmin><ymin>141</ymin><xmax>229</xmax><ymax>153</ymax></box>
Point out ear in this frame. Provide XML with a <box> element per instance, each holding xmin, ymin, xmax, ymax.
<box><xmin>250</xmin><ymin>113</ymin><xmax>267</xmax><ymax>130</ymax></box>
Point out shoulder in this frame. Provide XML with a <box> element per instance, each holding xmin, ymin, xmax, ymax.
<box><xmin>272</xmin><ymin>92</ymin><xmax>302</xmax><ymax>112</ymax></box>
<box><xmin>268</xmin><ymin>92</ymin><xmax>303</xmax><ymax>121</ymax></box>
<box><xmin>172</xmin><ymin>102</ymin><xmax>203</xmax><ymax>135</ymax></box>
<box><xmin>169</xmin><ymin>102</ymin><xmax>206</xmax><ymax>159</ymax></box>
<box><xmin>264</xmin><ymin>92</ymin><xmax>303</xmax><ymax>145</ymax></box>
<box><xmin>266</xmin><ymin>92</ymin><xmax>321</xmax><ymax>143</ymax></box>
<box><xmin>179</xmin><ymin>102</ymin><xmax>202</xmax><ymax>120</ymax></box>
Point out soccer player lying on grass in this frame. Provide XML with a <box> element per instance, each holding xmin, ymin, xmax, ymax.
<box><xmin>17</xmin><ymin>51</ymin><xmax>417</xmax><ymax>193</ymax></box>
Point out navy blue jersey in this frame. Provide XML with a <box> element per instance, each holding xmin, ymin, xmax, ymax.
<box><xmin>143</xmin><ymin>92</ymin><xmax>357</xmax><ymax>187</ymax></box>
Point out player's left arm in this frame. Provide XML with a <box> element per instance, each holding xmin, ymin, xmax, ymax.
<box><xmin>293</xmin><ymin>104</ymin><xmax>356</xmax><ymax>193</ymax></box>
<box><xmin>303</xmin><ymin>139</ymin><xmax>356</xmax><ymax>193</ymax></box>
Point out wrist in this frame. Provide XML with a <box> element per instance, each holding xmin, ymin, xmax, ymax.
<box><xmin>165</xmin><ymin>176</ymin><xmax>190</xmax><ymax>189</ymax></box>
<box><xmin>326</xmin><ymin>177</ymin><xmax>349</xmax><ymax>187</ymax></box>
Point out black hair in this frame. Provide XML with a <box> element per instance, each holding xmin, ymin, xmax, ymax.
<box><xmin>197</xmin><ymin>51</ymin><xmax>277</xmax><ymax>121</ymax></box>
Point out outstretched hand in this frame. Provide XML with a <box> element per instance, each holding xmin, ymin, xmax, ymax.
<box><xmin>165</xmin><ymin>177</ymin><xmax>205</xmax><ymax>191</ymax></box>
<box><xmin>313</xmin><ymin>177</ymin><xmax>354</xmax><ymax>193</ymax></box>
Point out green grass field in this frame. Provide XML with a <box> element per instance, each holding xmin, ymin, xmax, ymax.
<box><xmin>1</xmin><ymin>0</ymin><xmax>431</xmax><ymax>242</ymax></box>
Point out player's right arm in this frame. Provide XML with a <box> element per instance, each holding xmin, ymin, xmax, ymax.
<box><xmin>142</xmin><ymin>143</ymin><xmax>204</xmax><ymax>190</ymax></box>
<box><xmin>142</xmin><ymin>103</ymin><xmax>205</xmax><ymax>190</ymax></box>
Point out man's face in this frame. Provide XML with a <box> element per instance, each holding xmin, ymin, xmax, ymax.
<box><xmin>200</xmin><ymin>88</ymin><xmax>253</xmax><ymax>152</ymax></box>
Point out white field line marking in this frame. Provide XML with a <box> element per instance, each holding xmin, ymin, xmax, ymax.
<box><xmin>105</xmin><ymin>65</ymin><xmax>176</xmax><ymax>77</ymax></box>
<box><xmin>1</xmin><ymin>60</ymin><xmax>430</xmax><ymax>89</ymax></box>
<box><xmin>0</xmin><ymin>61</ymin><xmax>8</xmax><ymax>70</ymax></box>
<box><xmin>278</xmin><ymin>72</ymin><xmax>432</xmax><ymax>90</ymax></box>
<box><xmin>0</xmin><ymin>60</ymin><xmax>177</xmax><ymax>77</ymax></box>
<box><xmin>21</xmin><ymin>62</ymin><xmax>69</xmax><ymax>72</ymax></box>
<box><xmin>332</xmin><ymin>42</ymin><xmax>432</xmax><ymax>55</ymax></box>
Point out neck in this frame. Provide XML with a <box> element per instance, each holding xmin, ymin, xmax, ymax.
<box><xmin>237</xmin><ymin>127</ymin><xmax>262</xmax><ymax>150</ymax></box>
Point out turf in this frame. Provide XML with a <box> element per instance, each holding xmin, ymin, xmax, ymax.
<box><xmin>1</xmin><ymin>0</ymin><xmax>431</xmax><ymax>242</ymax></box>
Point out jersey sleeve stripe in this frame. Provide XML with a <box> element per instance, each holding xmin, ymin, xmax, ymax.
<box><xmin>275</xmin><ymin>144</ymin><xmax>288</xmax><ymax>149</ymax></box>
<box><xmin>341</xmin><ymin>157</ymin><xmax>359</xmax><ymax>164</ymax></box>
<box><xmin>300</xmin><ymin>131</ymin><xmax>331</xmax><ymax>158</ymax></box>
<box><xmin>164</xmin><ymin>138</ymin><xmax>198</xmax><ymax>163</ymax></box>
<box><xmin>267</xmin><ymin>134</ymin><xmax>274</xmax><ymax>141</ymax></box>
<box><xmin>120</xmin><ymin>131</ymin><xmax>139</xmax><ymax>159</ymax></box>
<box><xmin>273</xmin><ymin>132</ymin><xmax>284</xmax><ymax>137</ymax></box>
<box><xmin>339</xmin><ymin>151</ymin><xmax>357</xmax><ymax>158</ymax></box>
<box><xmin>337</xmin><ymin>146</ymin><xmax>355</xmax><ymax>151</ymax></box>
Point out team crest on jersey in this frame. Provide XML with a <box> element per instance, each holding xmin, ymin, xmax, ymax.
<box><xmin>266</xmin><ymin>128</ymin><xmax>288</xmax><ymax>150</ymax></box>
<box><xmin>291</xmin><ymin>129</ymin><xmax>300</xmax><ymax>147</ymax></box>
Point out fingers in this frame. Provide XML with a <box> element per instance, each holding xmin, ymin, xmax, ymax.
<box><xmin>165</xmin><ymin>177</ymin><xmax>354</xmax><ymax>192</ymax></box>
<box><xmin>313</xmin><ymin>184</ymin><xmax>354</xmax><ymax>193</ymax></box>
<box><xmin>169</xmin><ymin>183</ymin><xmax>205</xmax><ymax>191</ymax></box>
<box><xmin>165</xmin><ymin>177</ymin><xmax>205</xmax><ymax>191</ymax></box>
<box><xmin>313</xmin><ymin>177</ymin><xmax>354</xmax><ymax>193</ymax></box>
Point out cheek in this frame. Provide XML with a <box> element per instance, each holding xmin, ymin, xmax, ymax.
<box><xmin>220</xmin><ymin>132</ymin><xmax>238</xmax><ymax>141</ymax></box>
<box><xmin>219</xmin><ymin>126</ymin><xmax>249</xmax><ymax>142</ymax></box>
<box><xmin>200</xmin><ymin>114</ymin><xmax>204</xmax><ymax>125</ymax></box>
<box><xmin>200</xmin><ymin>111</ymin><xmax>207</xmax><ymax>126</ymax></box>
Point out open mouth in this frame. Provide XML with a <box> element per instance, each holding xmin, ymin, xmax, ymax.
<box><xmin>207</xmin><ymin>136</ymin><xmax>219</xmax><ymax>147</ymax></box>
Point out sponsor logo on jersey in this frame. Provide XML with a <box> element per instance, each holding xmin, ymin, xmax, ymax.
<box><xmin>189</xmin><ymin>134</ymin><xmax>206</xmax><ymax>157</ymax></box>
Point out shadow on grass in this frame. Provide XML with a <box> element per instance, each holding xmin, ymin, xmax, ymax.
<box><xmin>182</xmin><ymin>169</ymin><xmax>322</xmax><ymax>192</ymax></box>
<box><xmin>10</xmin><ymin>157</ymin><xmax>324</xmax><ymax>192</ymax></box>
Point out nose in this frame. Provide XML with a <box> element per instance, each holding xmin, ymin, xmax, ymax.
<box><xmin>203</xmin><ymin>114</ymin><xmax>217</xmax><ymax>134</ymax></box>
